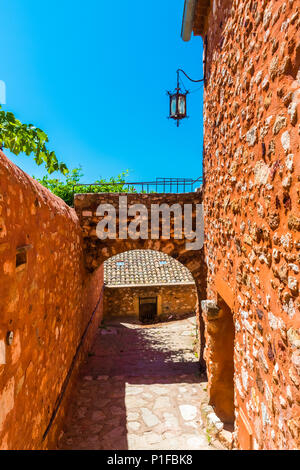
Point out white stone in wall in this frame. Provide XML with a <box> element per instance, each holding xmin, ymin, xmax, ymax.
<box><xmin>236</xmin><ymin>377</ymin><xmax>245</xmax><ymax>400</ymax></box>
<box><xmin>241</xmin><ymin>366</ymin><xmax>249</xmax><ymax>391</ymax></box>
<box><xmin>261</xmin><ymin>402</ymin><xmax>271</xmax><ymax>428</ymax></box>
<box><xmin>285</xmin><ymin>154</ymin><xmax>294</xmax><ymax>171</ymax></box>
<box><xmin>281</xmin><ymin>131</ymin><xmax>290</xmax><ymax>152</ymax></box>
<box><xmin>254</xmin><ymin>161</ymin><xmax>270</xmax><ymax>185</ymax></box>
<box><xmin>283</xmin><ymin>298</ymin><xmax>295</xmax><ymax>319</ymax></box>
<box><xmin>268</xmin><ymin>312</ymin><xmax>279</xmax><ymax>330</ymax></box>
<box><xmin>288</xmin><ymin>264</ymin><xmax>299</xmax><ymax>275</ymax></box>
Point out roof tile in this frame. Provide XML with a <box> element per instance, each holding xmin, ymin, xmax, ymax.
<box><xmin>104</xmin><ymin>250</ymin><xmax>195</xmax><ymax>286</ymax></box>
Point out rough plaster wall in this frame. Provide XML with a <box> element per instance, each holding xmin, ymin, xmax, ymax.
<box><xmin>0</xmin><ymin>151</ymin><xmax>104</xmax><ymax>449</ymax></box>
<box><xmin>203</xmin><ymin>0</ymin><xmax>300</xmax><ymax>449</ymax></box>
<box><xmin>104</xmin><ymin>284</ymin><xmax>197</xmax><ymax>319</ymax></box>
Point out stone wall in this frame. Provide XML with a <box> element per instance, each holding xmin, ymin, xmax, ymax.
<box><xmin>104</xmin><ymin>283</ymin><xmax>197</xmax><ymax>320</ymax></box>
<box><xmin>0</xmin><ymin>151</ymin><xmax>104</xmax><ymax>449</ymax></box>
<box><xmin>202</xmin><ymin>0</ymin><xmax>300</xmax><ymax>450</ymax></box>
<box><xmin>74</xmin><ymin>192</ymin><xmax>204</xmax><ymax>274</ymax></box>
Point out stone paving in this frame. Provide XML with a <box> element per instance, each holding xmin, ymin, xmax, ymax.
<box><xmin>58</xmin><ymin>315</ymin><xmax>224</xmax><ymax>450</ymax></box>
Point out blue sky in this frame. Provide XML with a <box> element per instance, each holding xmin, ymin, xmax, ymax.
<box><xmin>1</xmin><ymin>0</ymin><xmax>204</xmax><ymax>183</ymax></box>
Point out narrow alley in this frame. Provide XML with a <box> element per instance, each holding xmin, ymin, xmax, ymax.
<box><xmin>58</xmin><ymin>316</ymin><xmax>223</xmax><ymax>450</ymax></box>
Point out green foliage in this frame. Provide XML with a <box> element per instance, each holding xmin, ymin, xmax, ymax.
<box><xmin>0</xmin><ymin>105</ymin><xmax>68</xmax><ymax>175</ymax></box>
<box><xmin>206</xmin><ymin>429</ymin><xmax>212</xmax><ymax>444</ymax></box>
<box><xmin>36</xmin><ymin>168</ymin><xmax>136</xmax><ymax>206</ymax></box>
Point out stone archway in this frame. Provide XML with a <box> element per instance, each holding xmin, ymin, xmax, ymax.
<box><xmin>74</xmin><ymin>191</ymin><xmax>207</xmax><ymax>370</ymax></box>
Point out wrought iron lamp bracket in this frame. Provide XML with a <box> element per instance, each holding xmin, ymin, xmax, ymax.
<box><xmin>167</xmin><ymin>69</ymin><xmax>204</xmax><ymax>126</ymax></box>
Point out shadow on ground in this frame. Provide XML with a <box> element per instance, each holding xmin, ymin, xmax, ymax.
<box><xmin>58</xmin><ymin>316</ymin><xmax>218</xmax><ymax>450</ymax></box>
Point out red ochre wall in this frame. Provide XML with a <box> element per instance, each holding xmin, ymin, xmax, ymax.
<box><xmin>203</xmin><ymin>0</ymin><xmax>300</xmax><ymax>449</ymax></box>
<box><xmin>0</xmin><ymin>151</ymin><xmax>104</xmax><ymax>449</ymax></box>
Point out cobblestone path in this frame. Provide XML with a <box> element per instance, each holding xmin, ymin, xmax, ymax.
<box><xmin>58</xmin><ymin>316</ymin><xmax>223</xmax><ymax>450</ymax></box>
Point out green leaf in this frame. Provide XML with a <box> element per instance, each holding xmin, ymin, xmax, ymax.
<box><xmin>36</xmin><ymin>168</ymin><xmax>135</xmax><ymax>206</ymax></box>
<box><xmin>0</xmin><ymin>105</ymin><xmax>68</xmax><ymax>175</ymax></box>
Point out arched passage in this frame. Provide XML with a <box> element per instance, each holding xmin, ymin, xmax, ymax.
<box><xmin>74</xmin><ymin>191</ymin><xmax>207</xmax><ymax>370</ymax></box>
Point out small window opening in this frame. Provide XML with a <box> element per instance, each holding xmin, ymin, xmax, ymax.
<box><xmin>16</xmin><ymin>245</ymin><xmax>32</xmax><ymax>270</ymax></box>
<box><xmin>16</xmin><ymin>250</ymin><xmax>27</xmax><ymax>268</ymax></box>
<box><xmin>116</xmin><ymin>261</ymin><xmax>124</xmax><ymax>266</ymax></box>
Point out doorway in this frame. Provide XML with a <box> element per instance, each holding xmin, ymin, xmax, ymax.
<box><xmin>139</xmin><ymin>297</ymin><xmax>157</xmax><ymax>323</ymax></box>
<box><xmin>209</xmin><ymin>295</ymin><xmax>235</xmax><ymax>426</ymax></box>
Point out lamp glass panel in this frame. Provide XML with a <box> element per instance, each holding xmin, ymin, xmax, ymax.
<box><xmin>171</xmin><ymin>95</ymin><xmax>177</xmax><ymax>117</ymax></box>
<box><xmin>178</xmin><ymin>95</ymin><xmax>186</xmax><ymax>116</ymax></box>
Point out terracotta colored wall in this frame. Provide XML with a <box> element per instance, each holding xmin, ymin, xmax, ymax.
<box><xmin>202</xmin><ymin>0</ymin><xmax>300</xmax><ymax>449</ymax></box>
<box><xmin>0</xmin><ymin>151</ymin><xmax>104</xmax><ymax>450</ymax></box>
<box><xmin>104</xmin><ymin>283</ymin><xmax>197</xmax><ymax>319</ymax></box>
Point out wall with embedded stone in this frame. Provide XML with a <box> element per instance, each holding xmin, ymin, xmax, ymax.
<box><xmin>0</xmin><ymin>151</ymin><xmax>104</xmax><ymax>449</ymax></box>
<box><xmin>202</xmin><ymin>0</ymin><xmax>300</xmax><ymax>450</ymax></box>
<box><xmin>104</xmin><ymin>283</ymin><xmax>197</xmax><ymax>320</ymax></box>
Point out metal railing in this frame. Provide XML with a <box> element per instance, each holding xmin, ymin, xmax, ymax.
<box><xmin>73</xmin><ymin>176</ymin><xmax>203</xmax><ymax>195</ymax></box>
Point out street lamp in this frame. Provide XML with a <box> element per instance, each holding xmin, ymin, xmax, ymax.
<box><xmin>167</xmin><ymin>69</ymin><xmax>204</xmax><ymax>127</ymax></box>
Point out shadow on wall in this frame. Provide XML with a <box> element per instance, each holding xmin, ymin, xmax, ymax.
<box><xmin>58</xmin><ymin>318</ymin><xmax>206</xmax><ymax>450</ymax></box>
<box><xmin>210</xmin><ymin>296</ymin><xmax>235</xmax><ymax>426</ymax></box>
